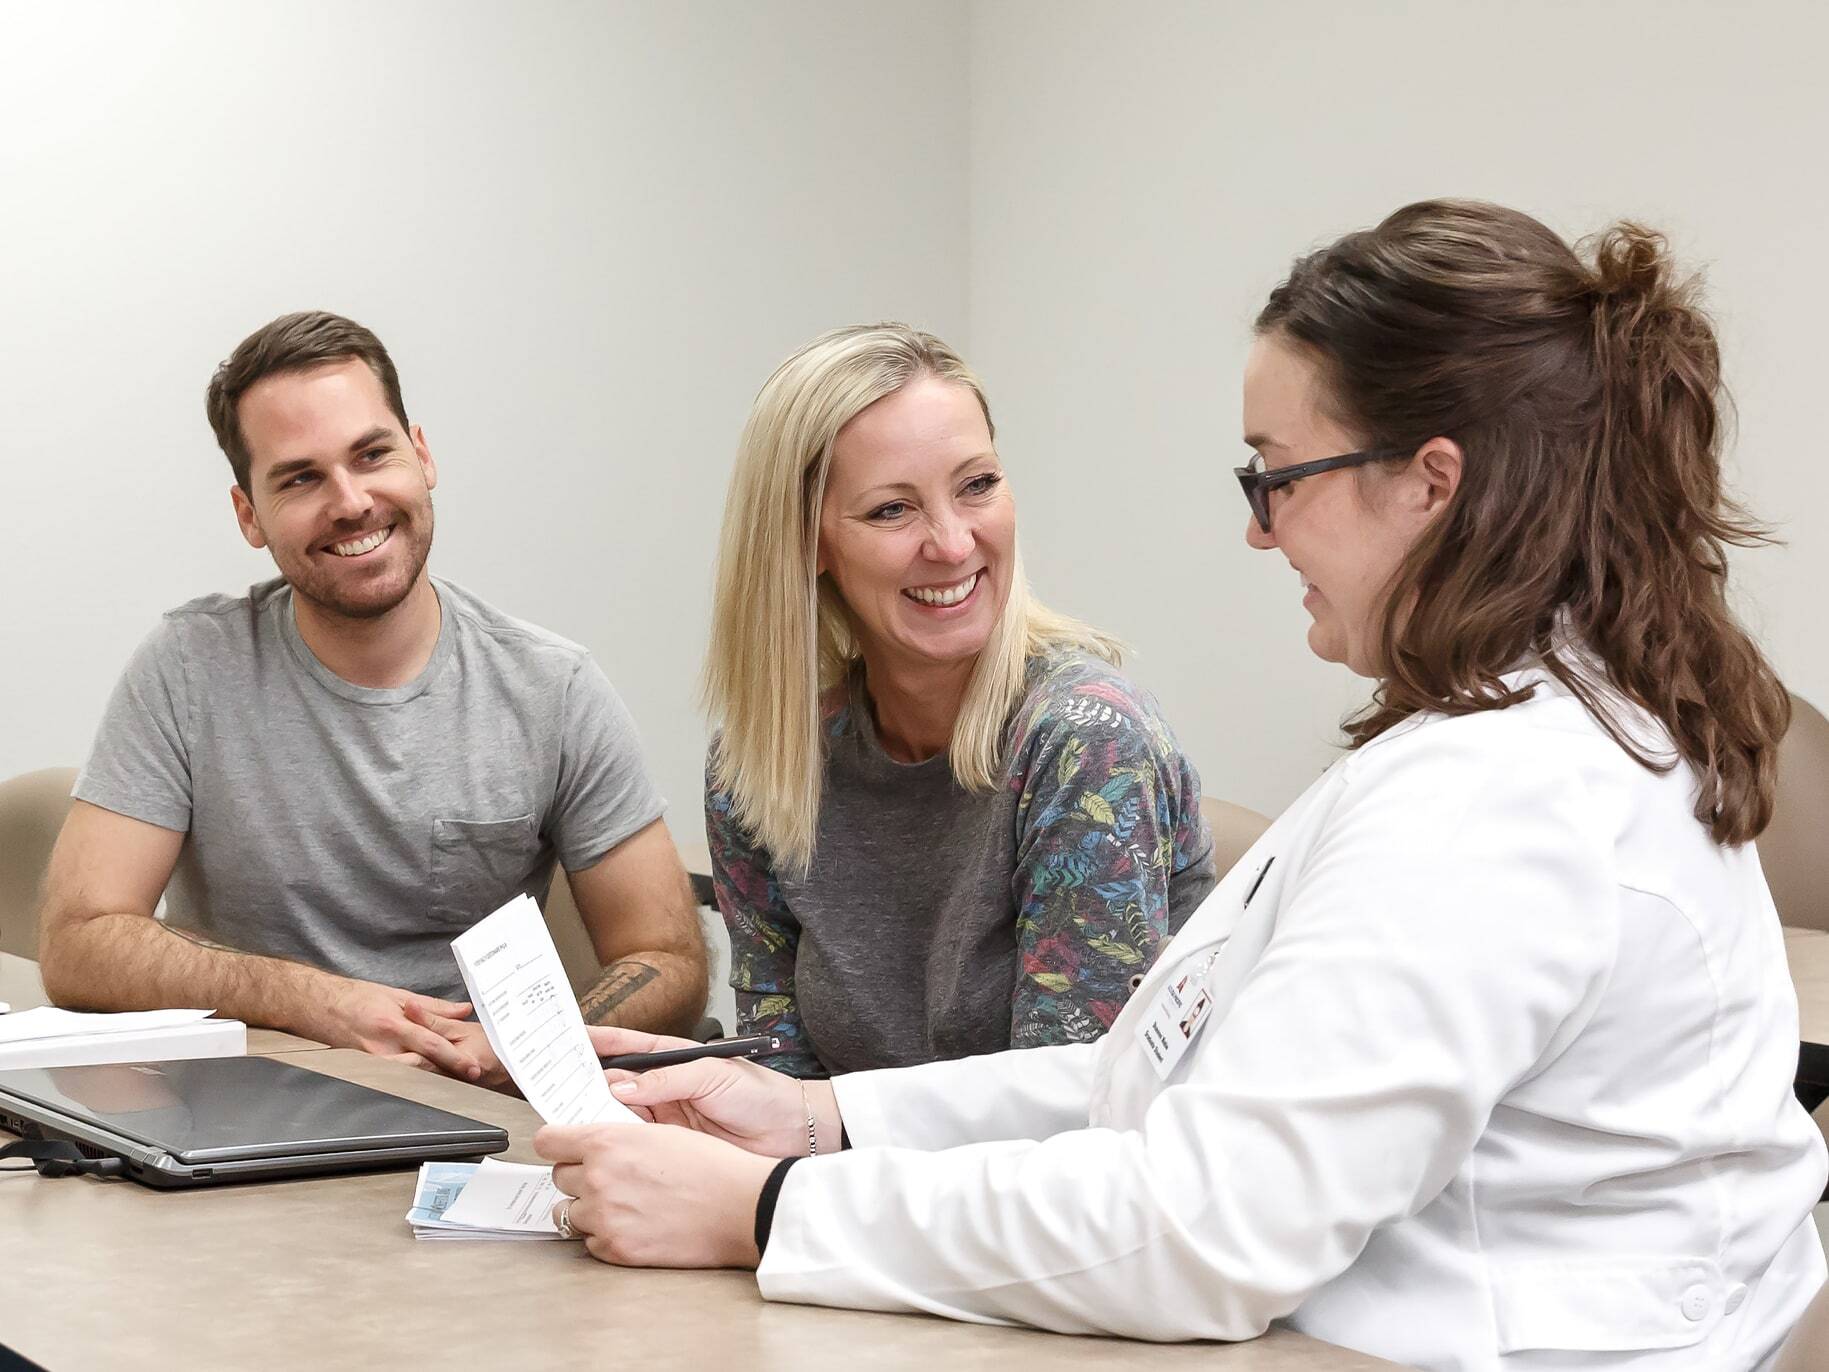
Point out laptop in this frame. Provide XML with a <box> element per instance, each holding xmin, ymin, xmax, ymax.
<box><xmin>0</xmin><ymin>1056</ymin><xmax>510</xmax><ymax>1188</ymax></box>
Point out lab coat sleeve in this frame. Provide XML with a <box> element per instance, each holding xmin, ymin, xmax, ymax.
<box><xmin>834</xmin><ymin>1041</ymin><xmax>1099</xmax><ymax>1149</ymax></box>
<box><xmin>757</xmin><ymin>722</ymin><xmax>1620</xmax><ymax>1339</ymax></box>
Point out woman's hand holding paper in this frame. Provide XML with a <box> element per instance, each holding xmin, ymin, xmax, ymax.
<box><xmin>535</xmin><ymin>1123</ymin><xmax>777</xmax><ymax>1268</ymax></box>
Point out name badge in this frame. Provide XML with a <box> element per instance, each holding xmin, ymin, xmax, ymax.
<box><xmin>1133</xmin><ymin>856</ymin><xmax>1275</xmax><ymax>1081</ymax></box>
<box><xmin>1135</xmin><ymin>961</ymin><xmax>1215</xmax><ymax>1080</ymax></box>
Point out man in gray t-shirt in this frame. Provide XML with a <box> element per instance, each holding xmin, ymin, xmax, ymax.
<box><xmin>38</xmin><ymin>311</ymin><xmax>707</xmax><ymax>1082</ymax></box>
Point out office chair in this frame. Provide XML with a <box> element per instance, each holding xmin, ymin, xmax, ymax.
<box><xmin>1763</xmin><ymin>693</ymin><xmax>1829</xmax><ymax>1180</ymax></box>
<box><xmin>1776</xmin><ymin>1275</ymin><xmax>1829</xmax><ymax>1372</ymax></box>
<box><xmin>0</xmin><ymin>766</ymin><xmax>78</xmax><ymax>960</ymax></box>
<box><xmin>1763</xmin><ymin>692</ymin><xmax>1829</xmax><ymax>934</ymax></box>
<box><xmin>1200</xmin><ymin>795</ymin><xmax>1272</xmax><ymax>881</ymax></box>
<box><xmin>545</xmin><ymin>864</ymin><xmax>726</xmax><ymax>1041</ymax></box>
<box><xmin>540</xmin><ymin>866</ymin><xmax>608</xmax><ymax>997</ymax></box>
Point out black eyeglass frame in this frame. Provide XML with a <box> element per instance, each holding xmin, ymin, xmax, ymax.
<box><xmin>1234</xmin><ymin>447</ymin><xmax>1410</xmax><ymax>533</ymax></box>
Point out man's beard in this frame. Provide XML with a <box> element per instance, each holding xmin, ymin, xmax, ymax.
<box><xmin>278</xmin><ymin>499</ymin><xmax>435</xmax><ymax>622</ymax></box>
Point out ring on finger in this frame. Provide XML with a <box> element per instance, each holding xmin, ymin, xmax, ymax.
<box><xmin>553</xmin><ymin>1197</ymin><xmax>578</xmax><ymax>1240</ymax></box>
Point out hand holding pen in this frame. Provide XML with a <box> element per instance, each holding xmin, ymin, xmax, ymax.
<box><xmin>583</xmin><ymin>1025</ymin><xmax>837</xmax><ymax>1158</ymax></box>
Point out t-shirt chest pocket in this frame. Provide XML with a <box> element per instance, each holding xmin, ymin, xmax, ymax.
<box><xmin>430</xmin><ymin>814</ymin><xmax>542</xmax><ymax>928</ymax></box>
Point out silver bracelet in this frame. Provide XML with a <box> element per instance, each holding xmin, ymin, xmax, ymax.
<box><xmin>799</xmin><ymin>1080</ymin><xmax>817</xmax><ymax>1157</ymax></box>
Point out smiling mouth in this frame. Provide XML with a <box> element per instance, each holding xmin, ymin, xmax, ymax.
<box><xmin>903</xmin><ymin>570</ymin><xmax>982</xmax><ymax>608</ymax></box>
<box><xmin>326</xmin><ymin>525</ymin><xmax>394</xmax><ymax>558</ymax></box>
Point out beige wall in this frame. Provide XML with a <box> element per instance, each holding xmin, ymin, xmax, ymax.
<box><xmin>967</xmin><ymin>0</ymin><xmax>1829</xmax><ymax>815</ymax></box>
<box><xmin>5</xmin><ymin>0</ymin><xmax>1822</xmax><ymax>841</ymax></box>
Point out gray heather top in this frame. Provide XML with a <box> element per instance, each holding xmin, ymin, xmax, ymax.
<box><xmin>76</xmin><ymin>576</ymin><xmax>665</xmax><ymax>1002</ymax></box>
<box><xmin>708</xmin><ymin>651</ymin><xmax>1217</xmax><ymax>1076</ymax></box>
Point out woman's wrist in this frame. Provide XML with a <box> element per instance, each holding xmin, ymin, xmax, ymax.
<box><xmin>811</xmin><ymin>1080</ymin><xmax>843</xmax><ymax>1153</ymax></box>
<box><xmin>750</xmin><ymin>1156</ymin><xmax>799</xmax><ymax>1263</ymax></box>
<box><xmin>729</xmin><ymin>1150</ymin><xmax>782</xmax><ymax>1269</ymax></box>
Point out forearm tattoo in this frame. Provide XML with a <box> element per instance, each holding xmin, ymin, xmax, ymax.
<box><xmin>579</xmin><ymin>959</ymin><xmax>660</xmax><ymax>1024</ymax></box>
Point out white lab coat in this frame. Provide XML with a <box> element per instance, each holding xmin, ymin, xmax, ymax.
<box><xmin>757</xmin><ymin>666</ymin><xmax>1828</xmax><ymax>1370</ymax></box>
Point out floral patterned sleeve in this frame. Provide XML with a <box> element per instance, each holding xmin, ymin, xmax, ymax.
<box><xmin>1008</xmin><ymin>668</ymin><xmax>1216</xmax><ymax>1048</ymax></box>
<box><xmin>705</xmin><ymin>755</ymin><xmax>824</xmax><ymax>1078</ymax></box>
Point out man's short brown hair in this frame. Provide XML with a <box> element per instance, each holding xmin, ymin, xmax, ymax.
<box><xmin>206</xmin><ymin>311</ymin><xmax>410</xmax><ymax>490</ymax></box>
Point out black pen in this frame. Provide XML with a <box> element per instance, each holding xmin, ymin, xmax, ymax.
<box><xmin>599</xmin><ymin>1033</ymin><xmax>784</xmax><ymax>1072</ymax></box>
<box><xmin>1243</xmin><ymin>856</ymin><xmax>1275</xmax><ymax>908</ymax></box>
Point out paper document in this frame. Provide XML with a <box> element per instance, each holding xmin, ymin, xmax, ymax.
<box><xmin>450</xmin><ymin>895</ymin><xmax>638</xmax><ymax>1126</ymax></box>
<box><xmin>405</xmin><ymin>1159</ymin><xmax>565</xmax><ymax>1240</ymax></box>
<box><xmin>0</xmin><ymin>1007</ymin><xmax>214</xmax><ymax>1046</ymax></box>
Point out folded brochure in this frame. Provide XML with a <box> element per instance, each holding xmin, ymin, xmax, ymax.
<box><xmin>406</xmin><ymin>1159</ymin><xmax>565</xmax><ymax>1241</ymax></box>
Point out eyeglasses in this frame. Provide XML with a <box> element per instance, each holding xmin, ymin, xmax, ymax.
<box><xmin>1234</xmin><ymin>448</ymin><xmax>1408</xmax><ymax>533</ymax></box>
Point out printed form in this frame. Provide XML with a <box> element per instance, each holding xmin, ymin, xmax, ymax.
<box><xmin>451</xmin><ymin>895</ymin><xmax>640</xmax><ymax>1127</ymax></box>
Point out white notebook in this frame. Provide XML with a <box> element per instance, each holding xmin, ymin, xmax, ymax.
<box><xmin>0</xmin><ymin>1007</ymin><xmax>246</xmax><ymax>1069</ymax></box>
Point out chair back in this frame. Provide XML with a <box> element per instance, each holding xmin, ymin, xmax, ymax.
<box><xmin>1775</xmin><ymin>1275</ymin><xmax>1829</xmax><ymax>1372</ymax></box>
<box><xmin>1763</xmin><ymin>693</ymin><xmax>1829</xmax><ymax>933</ymax></box>
<box><xmin>1200</xmin><ymin>796</ymin><xmax>1272</xmax><ymax>881</ymax></box>
<box><xmin>0</xmin><ymin>767</ymin><xmax>79</xmax><ymax>960</ymax></box>
<box><xmin>543</xmin><ymin>862</ymin><xmax>727</xmax><ymax>1041</ymax></box>
<box><xmin>541</xmin><ymin>870</ymin><xmax>604</xmax><ymax>995</ymax></box>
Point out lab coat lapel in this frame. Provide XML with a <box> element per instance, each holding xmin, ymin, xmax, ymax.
<box><xmin>1089</xmin><ymin>762</ymin><xmax>1351</xmax><ymax>1126</ymax></box>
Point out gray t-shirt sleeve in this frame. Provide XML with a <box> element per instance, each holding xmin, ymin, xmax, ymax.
<box><xmin>549</xmin><ymin>656</ymin><xmax>667</xmax><ymax>872</ymax></box>
<box><xmin>73</xmin><ymin>619</ymin><xmax>193</xmax><ymax>833</ymax></box>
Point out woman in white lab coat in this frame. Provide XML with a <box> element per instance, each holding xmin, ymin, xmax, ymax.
<box><xmin>536</xmin><ymin>200</ymin><xmax>1827</xmax><ymax>1371</ymax></box>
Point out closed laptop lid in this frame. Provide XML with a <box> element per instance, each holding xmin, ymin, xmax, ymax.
<box><xmin>0</xmin><ymin>1056</ymin><xmax>507</xmax><ymax>1164</ymax></box>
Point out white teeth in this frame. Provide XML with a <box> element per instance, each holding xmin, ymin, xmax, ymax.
<box><xmin>330</xmin><ymin>527</ymin><xmax>392</xmax><ymax>558</ymax></box>
<box><xmin>905</xmin><ymin>571</ymin><xmax>979</xmax><ymax>607</ymax></box>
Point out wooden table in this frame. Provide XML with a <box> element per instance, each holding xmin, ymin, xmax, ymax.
<box><xmin>0</xmin><ymin>992</ymin><xmax>1403</xmax><ymax>1371</ymax></box>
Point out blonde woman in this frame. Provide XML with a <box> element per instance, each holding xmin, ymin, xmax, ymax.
<box><xmin>702</xmin><ymin>324</ymin><xmax>1217</xmax><ymax>1076</ymax></box>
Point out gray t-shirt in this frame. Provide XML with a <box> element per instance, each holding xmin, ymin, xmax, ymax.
<box><xmin>75</xmin><ymin>576</ymin><xmax>665</xmax><ymax>1002</ymax></box>
<box><xmin>709</xmin><ymin>651</ymin><xmax>1217</xmax><ymax>1076</ymax></box>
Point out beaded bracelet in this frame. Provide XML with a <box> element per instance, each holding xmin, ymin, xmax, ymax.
<box><xmin>799</xmin><ymin>1080</ymin><xmax>818</xmax><ymax>1157</ymax></box>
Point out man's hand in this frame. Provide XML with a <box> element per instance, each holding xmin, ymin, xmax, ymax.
<box><xmin>400</xmin><ymin>1000</ymin><xmax>510</xmax><ymax>1089</ymax></box>
<box><xmin>311</xmin><ymin>978</ymin><xmax>485</xmax><ymax>1082</ymax></box>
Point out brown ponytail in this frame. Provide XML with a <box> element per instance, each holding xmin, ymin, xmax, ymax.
<box><xmin>1258</xmin><ymin>200</ymin><xmax>1789</xmax><ymax>844</ymax></box>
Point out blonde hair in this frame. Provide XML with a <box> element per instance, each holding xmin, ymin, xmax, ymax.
<box><xmin>703</xmin><ymin>323</ymin><xmax>1120</xmax><ymax>873</ymax></box>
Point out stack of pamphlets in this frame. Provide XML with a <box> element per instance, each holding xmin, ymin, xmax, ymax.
<box><xmin>406</xmin><ymin>1158</ymin><xmax>565</xmax><ymax>1240</ymax></box>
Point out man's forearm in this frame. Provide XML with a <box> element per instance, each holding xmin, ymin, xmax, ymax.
<box><xmin>578</xmin><ymin>951</ymin><xmax>707</xmax><ymax>1036</ymax></box>
<box><xmin>41</xmin><ymin>911</ymin><xmax>334</xmax><ymax>1034</ymax></box>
